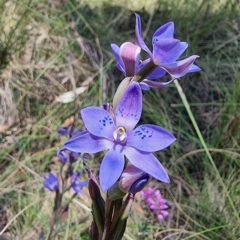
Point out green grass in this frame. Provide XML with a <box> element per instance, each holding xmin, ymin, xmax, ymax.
<box><xmin>0</xmin><ymin>0</ymin><xmax>239</xmax><ymax>239</ymax></box>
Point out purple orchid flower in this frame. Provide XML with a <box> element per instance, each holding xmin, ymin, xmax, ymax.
<box><xmin>70</xmin><ymin>171</ymin><xmax>87</xmax><ymax>194</ymax></box>
<box><xmin>44</xmin><ymin>173</ymin><xmax>59</xmax><ymax>192</ymax></box>
<box><xmin>135</xmin><ymin>13</ymin><xmax>201</xmax><ymax>82</ymax></box>
<box><xmin>64</xmin><ymin>82</ymin><xmax>176</xmax><ymax>191</ymax></box>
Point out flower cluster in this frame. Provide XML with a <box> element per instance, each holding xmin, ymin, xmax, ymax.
<box><xmin>111</xmin><ymin>14</ymin><xmax>200</xmax><ymax>89</ymax></box>
<box><xmin>141</xmin><ymin>187</ymin><xmax>169</xmax><ymax>221</ymax></box>
<box><xmin>43</xmin><ymin>13</ymin><xmax>200</xmax><ymax>239</ymax></box>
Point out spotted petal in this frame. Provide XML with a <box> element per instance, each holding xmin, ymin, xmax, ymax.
<box><xmin>161</xmin><ymin>55</ymin><xmax>199</xmax><ymax>78</ymax></box>
<box><xmin>135</xmin><ymin>13</ymin><xmax>152</xmax><ymax>57</ymax></box>
<box><xmin>64</xmin><ymin>132</ymin><xmax>113</xmax><ymax>153</ymax></box>
<box><xmin>115</xmin><ymin>82</ymin><xmax>142</xmax><ymax>132</ymax></box>
<box><xmin>127</xmin><ymin>124</ymin><xmax>176</xmax><ymax>152</ymax></box>
<box><xmin>81</xmin><ymin>107</ymin><xmax>115</xmax><ymax>140</ymax></box>
<box><xmin>124</xmin><ymin>147</ymin><xmax>170</xmax><ymax>183</ymax></box>
<box><xmin>99</xmin><ymin>147</ymin><xmax>125</xmax><ymax>191</ymax></box>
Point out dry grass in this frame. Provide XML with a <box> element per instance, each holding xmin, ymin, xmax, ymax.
<box><xmin>0</xmin><ymin>0</ymin><xmax>239</xmax><ymax>239</ymax></box>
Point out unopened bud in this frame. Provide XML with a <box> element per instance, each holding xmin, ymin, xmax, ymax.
<box><xmin>119</xmin><ymin>165</ymin><xmax>150</xmax><ymax>194</ymax></box>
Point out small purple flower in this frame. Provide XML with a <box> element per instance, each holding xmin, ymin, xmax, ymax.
<box><xmin>57</xmin><ymin>148</ymin><xmax>79</xmax><ymax>164</ymax></box>
<box><xmin>70</xmin><ymin>171</ymin><xmax>87</xmax><ymax>194</ymax></box>
<box><xmin>44</xmin><ymin>173</ymin><xmax>59</xmax><ymax>192</ymax></box>
<box><xmin>135</xmin><ymin>13</ymin><xmax>201</xmax><ymax>80</ymax></box>
<box><xmin>141</xmin><ymin>187</ymin><xmax>169</xmax><ymax>221</ymax></box>
<box><xmin>64</xmin><ymin>82</ymin><xmax>175</xmax><ymax>191</ymax></box>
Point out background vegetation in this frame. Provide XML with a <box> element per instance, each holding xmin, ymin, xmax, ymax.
<box><xmin>0</xmin><ymin>0</ymin><xmax>239</xmax><ymax>239</ymax></box>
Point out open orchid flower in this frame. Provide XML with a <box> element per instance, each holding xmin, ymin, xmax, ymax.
<box><xmin>135</xmin><ymin>13</ymin><xmax>201</xmax><ymax>80</ymax></box>
<box><xmin>64</xmin><ymin>82</ymin><xmax>176</xmax><ymax>191</ymax></box>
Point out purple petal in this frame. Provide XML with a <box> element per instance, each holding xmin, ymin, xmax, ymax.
<box><xmin>124</xmin><ymin>147</ymin><xmax>170</xmax><ymax>183</ymax></box>
<box><xmin>135</xmin><ymin>13</ymin><xmax>152</xmax><ymax>57</ymax></box>
<box><xmin>99</xmin><ymin>147</ymin><xmax>125</xmax><ymax>191</ymax></box>
<box><xmin>44</xmin><ymin>173</ymin><xmax>59</xmax><ymax>191</ymax></box>
<box><xmin>161</xmin><ymin>55</ymin><xmax>199</xmax><ymax>78</ymax></box>
<box><xmin>81</xmin><ymin>107</ymin><xmax>115</xmax><ymax>140</ymax></box>
<box><xmin>188</xmin><ymin>64</ymin><xmax>201</xmax><ymax>73</ymax></box>
<box><xmin>111</xmin><ymin>43</ymin><xmax>125</xmax><ymax>75</ymax></box>
<box><xmin>152</xmin><ymin>22</ymin><xmax>174</xmax><ymax>43</ymax></box>
<box><xmin>142</xmin><ymin>78</ymin><xmax>176</xmax><ymax>89</ymax></box>
<box><xmin>119</xmin><ymin>42</ymin><xmax>141</xmax><ymax>76</ymax></box>
<box><xmin>179</xmin><ymin>42</ymin><xmax>188</xmax><ymax>56</ymax></box>
<box><xmin>146</xmin><ymin>67</ymin><xmax>166</xmax><ymax>79</ymax></box>
<box><xmin>115</xmin><ymin>82</ymin><xmax>142</xmax><ymax>132</ymax></box>
<box><xmin>127</xmin><ymin>124</ymin><xmax>176</xmax><ymax>152</ymax></box>
<box><xmin>64</xmin><ymin>132</ymin><xmax>113</xmax><ymax>153</ymax></box>
<box><xmin>153</xmin><ymin>38</ymin><xmax>181</xmax><ymax>64</ymax></box>
<box><xmin>139</xmin><ymin>82</ymin><xmax>150</xmax><ymax>91</ymax></box>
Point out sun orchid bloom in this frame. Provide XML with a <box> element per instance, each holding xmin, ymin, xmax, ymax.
<box><xmin>44</xmin><ymin>173</ymin><xmax>59</xmax><ymax>192</ymax></box>
<box><xmin>70</xmin><ymin>171</ymin><xmax>87</xmax><ymax>194</ymax></box>
<box><xmin>135</xmin><ymin>13</ymin><xmax>201</xmax><ymax>81</ymax></box>
<box><xmin>64</xmin><ymin>82</ymin><xmax>175</xmax><ymax>191</ymax></box>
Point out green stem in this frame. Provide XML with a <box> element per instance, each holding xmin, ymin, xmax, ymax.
<box><xmin>131</xmin><ymin>61</ymin><xmax>156</xmax><ymax>83</ymax></box>
<box><xmin>174</xmin><ymin>80</ymin><xmax>240</xmax><ymax>223</ymax></box>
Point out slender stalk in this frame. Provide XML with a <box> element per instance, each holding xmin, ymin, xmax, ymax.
<box><xmin>131</xmin><ymin>61</ymin><xmax>156</xmax><ymax>83</ymax></box>
<box><xmin>109</xmin><ymin>199</ymin><xmax>123</xmax><ymax>233</ymax></box>
<box><xmin>102</xmin><ymin>197</ymin><xmax>114</xmax><ymax>240</ymax></box>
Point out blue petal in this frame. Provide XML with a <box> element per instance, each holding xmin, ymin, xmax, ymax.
<box><xmin>81</xmin><ymin>107</ymin><xmax>115</xmax><ymax>140</ymax></box>
<box><xmin>124</xmin><ymin>147</ymin><xmax>170</xmax><ymax>183</ymax></box>
<box><xmin>142</xmin><ymin>78</ymin><xmax>176</xmax><ymax>89</ymax></box>
<box><xmin>161</xmin><ymin>55</ymin><xmax>199</xmax><ymax>78</ymax></box>
<box><xmin>139</xmin><ymin>82</ymin><xmax>150</xmax><ymax>91</ymax></box>
<box><xmin>146</xmin><ymin>67</ymin><xmax>166</xmax><ymax>79</ymax></box>
<box><xmin>127</xmin><ymin>124</ymin><xmax>176</xmax><ymax>152</ymax></box>
<box><xmin>153</xmin><ymin>38</ymin><xmax>181</xmax><ymax>64</ymax></box>
<box><xmin>179</xmin><ymin>42</ymin><xmax>188</xmax><ymax>57</ymax></box>
<box><xmin>99</xmin><ymin>147</ymin><xmax>125</xmax><ymax>191</ymax></box>
<box><xmin>188</xmin><ymin>64</ymin><xmax>201</xmax><ymax>73</ymax></box>
<box><xmin>64</xmin><ymin>132</ymin><xmax>113</xmax><ymax>153</ymax></box>
<box><xmin>115</xmin><ymin>82</ymin><xmax>142</xmax><ymax>132</ymax></box>
<box><xmin>111</xmin><ymin>43</ymin><xmax>126</xmax><ymax>75</ymax></box>
<box><xmin>152</xmin><ymin>22</ymin><xmax>174</xmax><ymax>42</ymax></box>
<box><xmin>135</xmin><ymin>13</ymin><xmax>152</xmax><ymax>57</ymax></box>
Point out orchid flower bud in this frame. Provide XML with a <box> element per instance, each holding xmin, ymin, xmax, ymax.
<box><xmin>119</xmin><ymin>165</ymin><xmax>150</xmax><ymax>194</ymax></box>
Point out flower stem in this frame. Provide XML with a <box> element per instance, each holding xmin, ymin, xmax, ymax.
<box><xmin>102</xmin><ymin>197</ymin><xmax>114</xmax><ymax>240</ymax></box>
<box><xmin>131</xmin><ymin>60</ymin><xmax>156</xmax><ymax>83</ymax></box>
